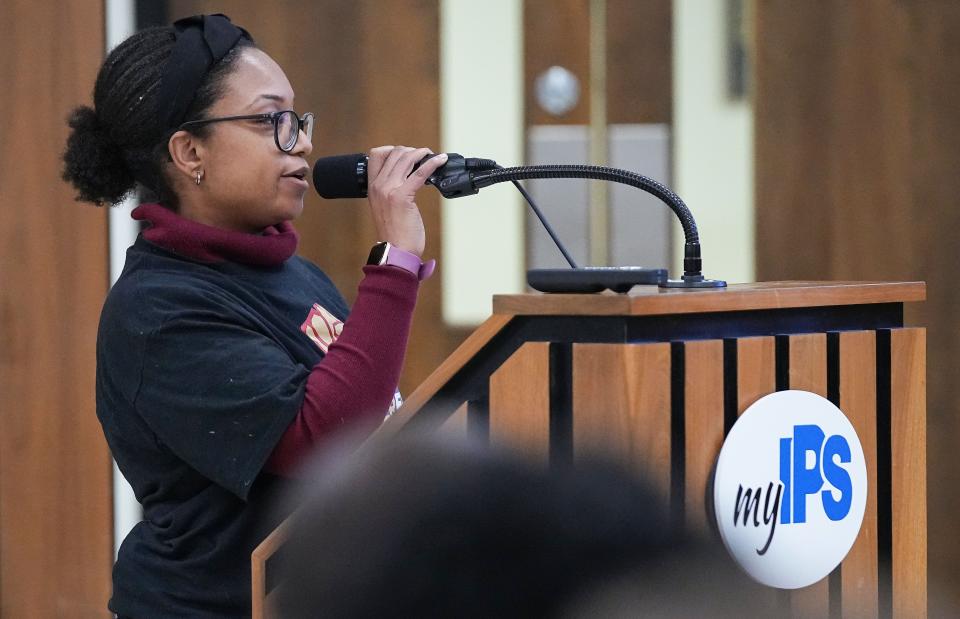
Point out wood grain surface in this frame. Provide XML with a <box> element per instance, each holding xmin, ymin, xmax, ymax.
<box><xmin>493</xmin><ymin>281</ymin><xmax>925</xmax><ymax>317</ymax></box>
<box><xmin>439</xmin><ymin>402</ymin><xmax>469</xmax><ymax>437</ymax></box>
<box><xmin>787</xmin><ymin>333</ymin><xmax>830</xmax><ymax>618</ymax></box>
<box><xmin>683</xmin><ymin>340</ymin><xmax>724</xmax><ymax>534</ymax></box>
<box><xmin>737</xmin><ymin>336</ymin><xmax>776</xmax><ymax>415</ymax></box>
<box><xmin>755</xmin><ymin>3</ymin><xmax>956</xmax><ymax>610</ymax></box>
<box><xmin>489</xmin><ymin>342</ymin><xmax>551</xmax><ymax>464</ymax></box>
<box><xmin>572</xmin><ymin>343</ymin><xmax>672</xmax><ymax>510</ymax></box>
<box><xmin>524</xmin><ymin>0</ymin><xmax>671</xmax><ymax>125</ymax></box>
<box><xmin>0</xmin><ymin>1</ymin><xmax>113</xmax><ymax>616</ymax></box>
<box><xmin>890</xmin><ymin>329</ymin><xmax>926</xmax><ymax>618</ymax></box>
<box><xmin>839</xmin><ymin>331</ymin><xmax>879</xmax><ymax>619</ymax></box>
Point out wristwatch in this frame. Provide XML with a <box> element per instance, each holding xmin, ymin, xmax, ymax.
<box><xmin>366</xmin><ymin>242</ymin><xmax>436</xmax><ymax>281</ymax></box>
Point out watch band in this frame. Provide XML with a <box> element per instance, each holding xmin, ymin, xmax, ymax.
<box><xmin>367</xmin><ymin>242</ymin><xmax>436</xmax><ymax>281</ymax></box>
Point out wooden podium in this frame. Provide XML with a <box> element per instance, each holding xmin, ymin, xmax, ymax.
<box><xmin>252</xmin><ymin>281</ymin><xmax>927</xmax><ymax>619</ymax></box>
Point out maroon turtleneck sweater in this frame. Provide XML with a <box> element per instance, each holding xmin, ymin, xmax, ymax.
<box><xmin>132</xmin><ymin>203</ymin><xmax>421</xmax><ymax>476</ymax></box>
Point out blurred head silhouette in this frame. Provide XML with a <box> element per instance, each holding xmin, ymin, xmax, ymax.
<box><xmin>274</xmin><ymin>434</ymin><xmax>764</xmax><ymax>618</ymax></box>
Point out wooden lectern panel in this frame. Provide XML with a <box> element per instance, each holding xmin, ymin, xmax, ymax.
<box><xmin>840</xmin><ymin>331</ymin><xmax>880</xmax><ymax>619</ymax></box>
<box><xmin>571</xmin><ymin>343</ymin><xmax>672</xmax><ymax>510</ymax></box>
<box><xmin>683</xmin><ymin>340</ymin><xmax>725</xmax><ymax>534</ymax></box>
<box><xmin>788</xmin><ymin>333</ymin><xmax>831</xmax><ymax>619</ymax></box>
<box><xmin>891</xmin><ymin>328</ymin><xmax>926</xmax><ymax>619</ymax></box>
<box><xmin>250</xmin><ymin>284</ymin><xmax>927</xmax><ymax>619</ymax></box>
<box><xmin>489</xmin><ymin>342</ymin><xmax>551</xmax><ymax>463</ymax></box>
<box><xmin>439</xmin><ymin>402</ymin><xmax>470</xmax><ymax>437</ymax></box>
<box><xmin>738</xmin><ymin>336</ymin><xmax>776</xmax><ymax>415</ymax></box>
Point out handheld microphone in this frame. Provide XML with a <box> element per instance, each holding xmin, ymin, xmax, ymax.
<box><xmin>312</xmin><ymin>152</ymin><xmax>495</xmax><ymax>200</ymax></box>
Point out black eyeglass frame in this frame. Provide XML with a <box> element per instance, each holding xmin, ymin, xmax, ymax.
<box><xmin>178</xmin><ymin>110</ymin><xmax>314</xmax><ymax>153</ymax></box>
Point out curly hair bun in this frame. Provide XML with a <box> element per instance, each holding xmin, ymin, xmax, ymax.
<box><xmin>62</xmin><ymin>105</ymin><xmax>137</xmax><ymax>206</ymax></box>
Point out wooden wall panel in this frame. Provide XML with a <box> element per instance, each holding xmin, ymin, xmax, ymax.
<box><xmin>169</xmin><ymin>0</ymin><xmax>465</xmax><ymax>395</ymax></box>
<box><xmin>606</xmin><ymin>0</ymin><xmax>672</xmax><ymax>125</ymax></box>
<box><xmin>489</xmin><ymin>342</ymin><xmax>551</xmax><ymax>463</ymax></box>
<box><xmin>755</xmin><ymin>3</ymin><xmax>960</xmax><ymax>609</ymax></box>
<box><xmin>0</xmin><ymin>1</ymin><xmax>112</xmax><ymax>616</ymax></box>
<box><xmin>683</xmin><ymin>340</ymin><xmax>724</xmax><ymax>534</ymax></box>
<box><xmin>524</xmin><ymin>0</ymin><xmax>671</xmax><ymax>125</ymax></box>
<box><xmin>524</xmin><ymin>0</ymin><xmax>591</xmax><ymax>126</ymax></box>
<box><xmin>839</xmin><ymin>331</ymin><xmax>879</xmax><ymax>619</ymax></box>
<box><xmin>890</xmin><ymin>328</ymin><xmax>926</xmax><ymax>618</ymax></box>
<box><xmin>572</xmin><ymin>343</ymin><xmax>672</xmax><ymax>510</ymax></box>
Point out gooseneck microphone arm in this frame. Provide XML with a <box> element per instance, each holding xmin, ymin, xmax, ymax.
<box><xmin>312</xmin><ymin>152</ymin><xmax>724</xmax><ymax>287</ymax></box>
<box><xmin>470</xmin><ymin>164</ymin><xmax>706</xmax><ymax>282</ymax></box>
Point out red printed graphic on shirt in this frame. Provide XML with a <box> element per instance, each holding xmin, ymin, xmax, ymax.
<box><xmin>300</xmin><ymin>303</ymin><xmax>403</xmax><ymax>418</ymax></box>
<box><xmin>300</xmin><ymin>304</ymin><xmax>344</xmax><ymax>353</ymax></box>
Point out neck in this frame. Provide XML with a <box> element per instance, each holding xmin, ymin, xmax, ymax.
<box><xmin>175</xmin><ymin>196</ymin><xmax>261</xmax><ymax>234</ymax></box>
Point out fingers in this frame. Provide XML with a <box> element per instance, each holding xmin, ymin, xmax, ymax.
<box><xmin>377</xmin><ymin>146</ymin><xmax>415</xmax><ymax>183</ymax></box>
<box><xmin>369</xmin><ymin>145</ymin><xmax>444</xmax><ymax>181</ymax></box>
<box><xmin>401</xmin><ymin>151</ymin><xmax>448</xmax><ymax>192</ymax></box>
<box><xmin>366</xmin><ymin>145</ymin><xmax>394</xmax><ymax>184</ymax></box>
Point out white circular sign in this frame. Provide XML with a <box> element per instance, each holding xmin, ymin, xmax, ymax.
<box><xmin>713</xmin><ymin>390</ymin><xmax>867</xmax><ymax>589</ymax></box>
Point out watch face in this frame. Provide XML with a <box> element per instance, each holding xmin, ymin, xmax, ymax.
<box><xmin>367</xmin><ymin>242</ymin><xmax>389</xmax><ymax>265</ymax></box>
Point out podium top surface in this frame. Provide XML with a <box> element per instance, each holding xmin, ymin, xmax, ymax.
<box><xmin>493</xmin><ymin>281</ymin><xmax>926</xmax><ymax>317</ymax></box>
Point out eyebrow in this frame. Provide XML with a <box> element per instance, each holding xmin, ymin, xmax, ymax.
<box><xmin>249</xmin><ymin>93</ymin><xmax>292</xmax><ymax>108</ymax></box>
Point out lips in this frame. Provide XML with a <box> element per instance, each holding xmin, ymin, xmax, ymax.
<box><xmin>282</xmin><ymin>165</ymin><xmax>310</xmax><ymax>182</ymax></box>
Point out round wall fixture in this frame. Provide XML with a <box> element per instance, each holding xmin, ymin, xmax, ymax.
<box><xmin>535</xmin><ymin>65</ymin><xmax>581</xmax><ymax>116</ymax></box>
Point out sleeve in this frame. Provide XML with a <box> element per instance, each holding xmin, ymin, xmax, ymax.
<box><xmin>265</xmin><ymin>265</ymin><xmax>419</xmax><ymax>475</ymax></box>
<box><xmin>133</xmin><ymin>288</ymin><xmax>309</xmax><ymax>500</ymax></box>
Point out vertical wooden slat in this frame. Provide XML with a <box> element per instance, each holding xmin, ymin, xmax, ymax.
<box><xmin>439</xmin><ymin>402</ymin><xmax>469</xmax><ymax>437</ymax></box>
<box><xmin>572</xmin><ymin>343</ymin><xmax>672</xmax><ymax>510</ymax></box>
<box><xmin>840</xmin><ymin>331</ymin><xmax>879</xmax><ymax>618</ymax></box>
<box><xmin>789</xmin><ymin>333</ymin><xmax>830</xmax><ymax>619</ymax></box>
<box><xmin>890</xmin><ymin>328</ymin><xmax>926</xmax><ymax>618</ymax></box>
<box><xmin>489</xmin><ymin>342</ymin><xmax>551</xmax><ymax>463</ymax></box>
<box><xmin>734</xmin><ymin>336</ymin><xmax>782</xmax><ymax>611</ymax></box>
<box><xmin>737</xmin><ymin>336</ymin><xmax>776</xmax><ymax>415</ymax></box>
<box><xmin>684</xmin><ymin>340</ymin><xmax>724</xmax><ymax>534</ymax></box>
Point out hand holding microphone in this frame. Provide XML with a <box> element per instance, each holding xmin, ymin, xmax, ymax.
<box><xmin>363</xmin><ymin>146</ymin><xmax>447</xmax><ymax>257</ymax></box>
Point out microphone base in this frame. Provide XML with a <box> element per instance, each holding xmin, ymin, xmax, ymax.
<box><xmin>659</xmin><ymin>276</ymin><xmax>727</xmax><ymax>289</ymax></box>
<box><xmin>527</xmin><ymin>267</ymin><xmax>667</xmax><ymax>294</ymax></box>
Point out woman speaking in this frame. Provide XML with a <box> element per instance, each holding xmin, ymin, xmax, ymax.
<box><xmin>62</xmin><ymin>13</ymin><xmax>444</xmax><ymax>618</ymax></box>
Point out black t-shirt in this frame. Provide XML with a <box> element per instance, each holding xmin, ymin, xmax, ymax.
<box><xmin>98</xmin><ymin>236</ymin><xmax>349</xmax><ymax>618</ymax></box>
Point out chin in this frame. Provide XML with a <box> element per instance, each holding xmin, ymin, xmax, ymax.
<box><xmin>272</xmin><ymin>199</ymin><xmax>305</xmax><ymax>224</ymax></box>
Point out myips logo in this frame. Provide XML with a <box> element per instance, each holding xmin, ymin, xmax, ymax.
<box><xmin>714</xmin><ymin>391</ymin><xmax>867</xmax><ymax>589</ymax></box>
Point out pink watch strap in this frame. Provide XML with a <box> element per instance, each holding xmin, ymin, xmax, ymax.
<box><xmin>384</xmin><ymin>245</ymin><xmax>435</xmax><ymax>281</ymax></box>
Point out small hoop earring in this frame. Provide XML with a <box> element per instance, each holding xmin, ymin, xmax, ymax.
<box><xmin>195</xmin><ymin>170</ymin><xmax>203</xmax><ymax>186</ymax></box>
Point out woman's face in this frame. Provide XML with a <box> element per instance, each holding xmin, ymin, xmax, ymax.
<box><xmin>194</xmin><ymin>48</ymin><xmax>313</xmax><ymax>232</ymax></box>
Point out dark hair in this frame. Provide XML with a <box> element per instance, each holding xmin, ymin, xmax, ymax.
<box><xmin>275</xmin><ymin>436</ymin><xmax>758</xmax><ymax>618</ymax></box>
<box><xmin>62</xmin><ymin>26</ymin><xmax>253</xmax><ymax>207</ymax></box>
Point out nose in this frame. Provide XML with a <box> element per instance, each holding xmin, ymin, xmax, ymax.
<box><xmin>291</xmin><ymin>129</ymin><xmax>313</xmax><ymax>157</ymax></box>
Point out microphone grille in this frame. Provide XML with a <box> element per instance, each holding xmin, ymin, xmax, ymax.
<box><xmin>312</xmin><ymin>153</ymin><xmax>367</xmax><ymax>199</ymax></box>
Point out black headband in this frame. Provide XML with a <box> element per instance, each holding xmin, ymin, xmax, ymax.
<box><xmin>158</xmin><ymin>14</ymin><xmax>252</xmax><ymax>132</ymax></box>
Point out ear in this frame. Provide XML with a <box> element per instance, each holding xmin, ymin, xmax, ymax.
<box><xmin>167</xmin><ymin>130</ymin><xmax>206</xmax><ymax>180</ymax></box>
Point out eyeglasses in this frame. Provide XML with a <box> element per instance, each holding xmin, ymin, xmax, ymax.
<box><xmin>179</xmin><ymin>110</ymin><xmax>314</xmax><ymax>153</ymax></box>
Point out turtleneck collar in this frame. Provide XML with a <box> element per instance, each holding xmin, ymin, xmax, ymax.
<box><xmin>132</xmin><ymin>203</ymin><xmax>299</xmax><ymax>267</ymax></box>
